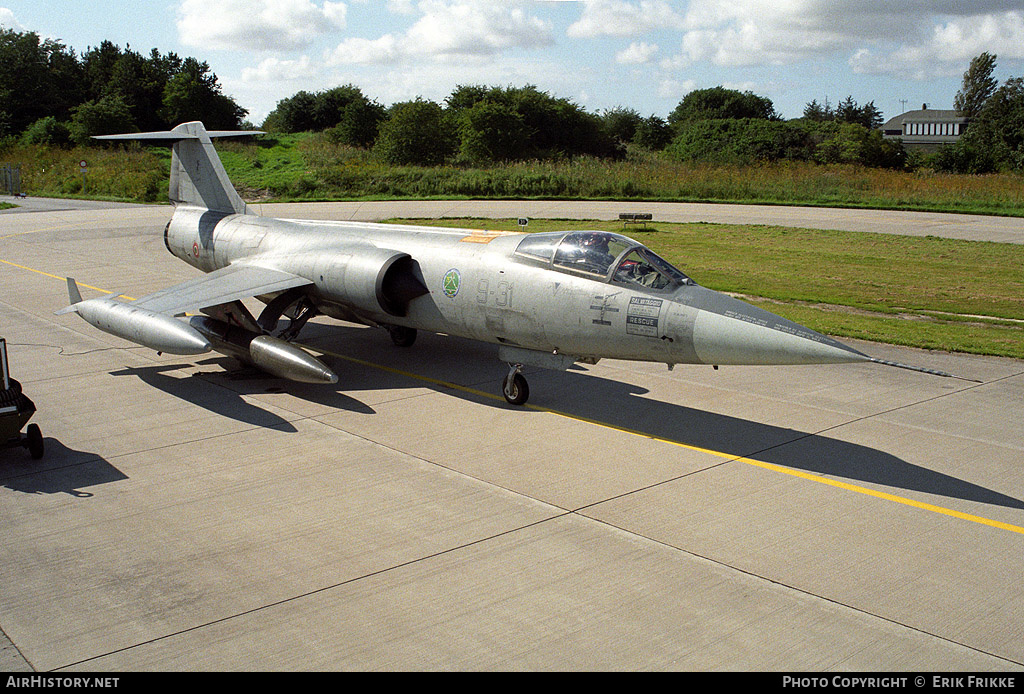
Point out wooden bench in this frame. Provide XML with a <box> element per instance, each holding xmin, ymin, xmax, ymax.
<box><xmin>618</xmin><ymin>212</ymin><xmax>652</xmax><ymax>229</ymax></box>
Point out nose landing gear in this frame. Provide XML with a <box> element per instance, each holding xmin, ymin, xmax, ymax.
<box><xmin>502</xmin><ymin>363</ymin><xmax>529</xmax><ymax>406</ymax></box>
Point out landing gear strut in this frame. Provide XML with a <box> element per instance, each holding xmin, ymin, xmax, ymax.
<box><xmin>502</xmin><ymin>363</ymin><xmax>529</xmax><ymax>406</ymax></box>
<box><xmin>278</xmin><ymin>298</ymin><xmax>317</xmax><ymax>341</ymax></box>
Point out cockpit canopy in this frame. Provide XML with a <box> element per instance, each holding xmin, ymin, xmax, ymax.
<box><xmin>514</xmin><ymin>231</ymin><xmax>692</xmax><ymax>290</ymax></box>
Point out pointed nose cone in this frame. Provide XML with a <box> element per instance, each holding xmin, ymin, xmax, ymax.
<box><xmin>686</xmin><ymin>287</ymin><xmax>868</xmax><ymax>366</ymax></box>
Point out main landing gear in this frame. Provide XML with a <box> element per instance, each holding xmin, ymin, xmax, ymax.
<box><xmin>387</xmin><ymin>325</ymin><xmax>417</xmax><ymax>347</ymax></box>
<box><xmin>278</xmin><ymin>299</ymin><xmax>317</xmax><ymax>342</ymax></box>
<box><xmin>502</xmin><ymin>363</ymin><xmax>529</xmax><ymax>406</ymax></box>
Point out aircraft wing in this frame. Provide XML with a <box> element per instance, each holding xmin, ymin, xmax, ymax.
<box><xmin>130</xmin><ymin>263</ymin><xmax>312</xmax><ymax>316</ymax></box>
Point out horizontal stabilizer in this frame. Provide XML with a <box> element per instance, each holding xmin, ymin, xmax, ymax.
<box><xmin>94</xmin><ymin>130</ymin><xmax>264</xmax><ymax>141</ymax></box>
<box><xmin>93</xmin><ymin>121</ymin><xmax>263</xmax><ymax>214</ymax></box>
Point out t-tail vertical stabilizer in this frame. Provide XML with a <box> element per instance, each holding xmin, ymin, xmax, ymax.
<box><xmin>94</xmin><ymin>122</ymin><xmax>262</xmax><ymax>215</ymax></box>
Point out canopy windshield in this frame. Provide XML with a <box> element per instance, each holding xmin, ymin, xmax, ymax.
<box><xmin>515</xmin><ymin>230</ymin><xmax>691</xmax><ymax>290</ymax></box>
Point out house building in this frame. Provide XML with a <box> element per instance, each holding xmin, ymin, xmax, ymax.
<box><xmin>881</xmin><ymin>106</ymin><xmax>968</xmax><ymax>152</ymax></box>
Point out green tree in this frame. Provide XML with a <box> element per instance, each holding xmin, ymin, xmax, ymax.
<box><xmin>666</xmin><ymin>119</ymin><xmax>812</xmax><ymax>164</ymax></box>
<box><xmin>264</xmin><ymin>86</ymin><xmax>384</xmax><ymax>142</ymax></box>
<box><xmin>374</xmin><ymin>98</ymin><xmax>456</xmax><ymax>165</ymax></box>
<box><xmin>445</xmin><ymin>84</ymin><xmax>490</xmax><ymax>114</ymax></box>
<box><xmin>0</xmin><ymin>29</ymin><xmax>84</xmax><ymax>134</ymax></box>
<box><xmin>633</xmin><ymin>115</ymin><xmax>672</xmax><ymax>150</ymax></box>
<box><xmin>310</xmin><ymin>85</ymin><xmax>376</xmax><ymax>132</ymax></box>
<box><xmin>161</xmin><ymin>58</ymin><xmax>246</xmax><ymax>129</ymax></box>
<box><xmin>601</xmin><ymin>107</ymin><xmax>642</xmax><ymax>145</ymax></box>
<box><xmin>328</xmin><ymin>99</ymin><xmax>386</xmax><ymax>148</ymax></box>
<box><xmin>82</xmin><ymin>41</ymin><xmax>123</xmax><ymax>101</ymax></box>
<box><xmin>813</xmin><ymin>121</ymin><xmax>904</xmax><ymax>168</ymax></box>
<box><xmin>20</xmin><ymin>116</ymin><xmax>71</xmax><ymax>146</ymax></box>
<box><xmin>602</xmin><ymin>107</ymin><xmax>670</xmax><ymax>151</ymax></box>
<box><xmin>954</xmin><ymin>52</ymin><xmax>998</xmax><ymax>119</ymax></box>
<box><xmin>264</xmin><ymin>91</ymin><xmax>318</xmax><ymax>132</ymax></box>
<box><xmin>68</xmin><ymin>94</ymin><xmax>137</xmax><ymax>144</ymax></box>
<box><xmin>457</xmin><ymin>100</ymin><xmax>528</xmax><ymax>163</ymax></box>
<box><xmin>941</xmin><ymin>76</ymin><xmax>1024</xmax><ymax>173</ymax></box>
<box><xmin>668</xmin><ymin>87</ymin><xmax>778</xmax><ymax>125</ymax></box>
<box><xmin>835</xmin><ymin>96</ymin><xmax>883</xmax><ymax>129</ymax></box>
<box><xmin>101</xmin><ymin>48</ymin><xmax>168</xmax><ymax>132</ymax></box>
<box><xmin>803</xmin><ymin>98</ymin><xmax>834</xmax><ymax>121</ymax></box>
<box><xmin>803</xmin><ymin>96</ymin><xmax>881</xmax><ymax>128</ymax></box>
<box><xmin>444</xmin><ymin>84</ymin><xmax>615</xmax><ymax>160</ymax></box>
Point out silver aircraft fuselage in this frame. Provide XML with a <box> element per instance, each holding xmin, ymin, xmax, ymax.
<box><xmin>61</xmin><ymin>122</ymin><xmax>954</xmax><ymax>405</ymax></box>
<box><xmin>165</xmin><ymin>206</ymin><xmax>867</xmax><ymax>370</ymax></box>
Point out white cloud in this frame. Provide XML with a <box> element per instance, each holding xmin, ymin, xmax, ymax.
<box><xmin>616</xmin><ymin>41</ymin><xmax>658</xmax><ymax>65</ymax></box>
<box><xmin>657</xmin><ymin>77</ymin><xmax>696</xmax><ymax>100</ymax></box>
<box><xmin>241</xmin><ymin>56</ymin><xmax>319</xmax><ymax>83</ymax></box>
<box><xmin>567</xmin><ymin>0</ymin><xmax>684</xmax><ymax>38</ymax></box>
<box><xmin>327</xmin><ymin>1</ymin><xmax>553</xmax><ymax>65</ymax></box>
<box><xmin>652</xmin><ymin>1</ymin><xmax>1024</xmax><ymax>79</ymax></box>
<box><xmin>385</xmin><ymin>0</ymin><xmax>417</xmax><ymax>15</ymax></box>
<box><xmin>851</xmin><ymin>10</ymin><xmax>1024</xmax><ymax>78</ymax></box>
<box><xmin>0</xmin><ymin>7</ymin><xmax>25</xmax><ymax>30</ymax></box>
<box><xmin>176</xmin><ymin>0</ymin><xmax>348</xmax><ymax>51</ymax></box>
<box><xmin>667</xmin><ymin>1</ymin><xmax>866</xmax><ymax>68</ymax></box>
<box><xmin>328</xmin><ymin>35</ymin><xmax>401</xmax><ymax>64</ymax></box>
<box><xmin>329</xmin><ymin>55</ymin><xmax>576</xmax><ymax>107</ymax></box>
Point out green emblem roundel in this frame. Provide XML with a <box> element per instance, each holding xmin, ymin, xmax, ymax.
<box><xmin>442</xmin><ymin>269</ymin><xmax>461</xmax><ymax>298</ymax></box>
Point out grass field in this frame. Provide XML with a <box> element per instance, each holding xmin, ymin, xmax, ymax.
<box><xmin>4</xmin><ymin>137</ymin><xmax>1020</xmax><ymax>359</ymax></box>
<box><xmin>385</xmin><ymin>217</ymin><xmax>1024</xmax><ymax>360</ymax></box>
<box><xmin>3</xmin><ymin>133</ymin><xmax>1024</xmax><ymax>216</ymax></box>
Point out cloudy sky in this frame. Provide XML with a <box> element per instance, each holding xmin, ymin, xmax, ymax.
<box><xmin>4</xmin><ymin>0</ymin><xmax>1024</xmax><ymax>125</ymax></box>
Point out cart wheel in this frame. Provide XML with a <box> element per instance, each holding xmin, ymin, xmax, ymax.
<box><xmin>26</xmin><ymin>423</ymin><xmax>43</xmax><ymax>460</ymax></box>
<box><xmin>0</xmin><ymin>378</ymin><xmax>22</xmax><ymax>406</ymax></box>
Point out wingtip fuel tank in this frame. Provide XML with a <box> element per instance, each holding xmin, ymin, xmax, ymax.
<box><xmin>58</xmin><ymin>280</ymin><xmax>212</xmax><ymax>356</ymax></box>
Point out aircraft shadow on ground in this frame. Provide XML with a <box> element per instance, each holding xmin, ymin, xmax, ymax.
<box><xmin>110</xmin><ymin>363</ymin><xmax>301</xmax><ymax>431</ymax></box>
<box><xmin>195</xmin><ymin>358</ymin><xmax>377</xmax><ymax>415</ymax></box>
<box><xmin>304</xmin><ymin>323</ymin><xmax>1024</xmax><ymax>513</ymax></box>
<box><xmin>538</xmin><ymin>369</ymin><xmax>1024</xmax><ymax>512</ymax></box>
<box><xmin>101</xmin><ymin>322</ymin><xmax>1023</xmax><ymax>513</ymax></box>
<box><xmin>0</xmin><ymin>438</ymin><xmax>127</xmax><ymax>497</ymax></box>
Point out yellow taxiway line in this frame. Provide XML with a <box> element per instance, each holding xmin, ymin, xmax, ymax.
<box><xmin>311</xmin><ymin>346</ymin><xmax>1024</xmax><ymax>537</ymax></box>
<box><xmin>4</xmin><ymin>252</ymin><xmax>1022</xmax><ymax>537</ymax></box>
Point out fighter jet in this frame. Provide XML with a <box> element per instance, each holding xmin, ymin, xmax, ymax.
<box><xmin>58</xmin><ymin>122</ymin><xmax>955</xmax><ymax>405</ymax></box>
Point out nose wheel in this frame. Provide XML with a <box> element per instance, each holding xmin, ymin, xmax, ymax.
<box><xmin>502</xmin><ymin>363</ymin><xmax>529</xmax><ymax>405</ymax></box>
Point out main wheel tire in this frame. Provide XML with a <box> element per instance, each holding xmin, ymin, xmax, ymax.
<box><xmin>502</xmin><ymin>372</ymin><xmax>529</xmax><ymax>406</ymax></box>
<box><xmin>26</xmin><ymin>423</ymin><xmax>43</xmax><ymax>460</ymax></box>
<box><xmin>388</xmin><ymin>326</ymin><xmax>417</xmax><ymax>348</ymax></box>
